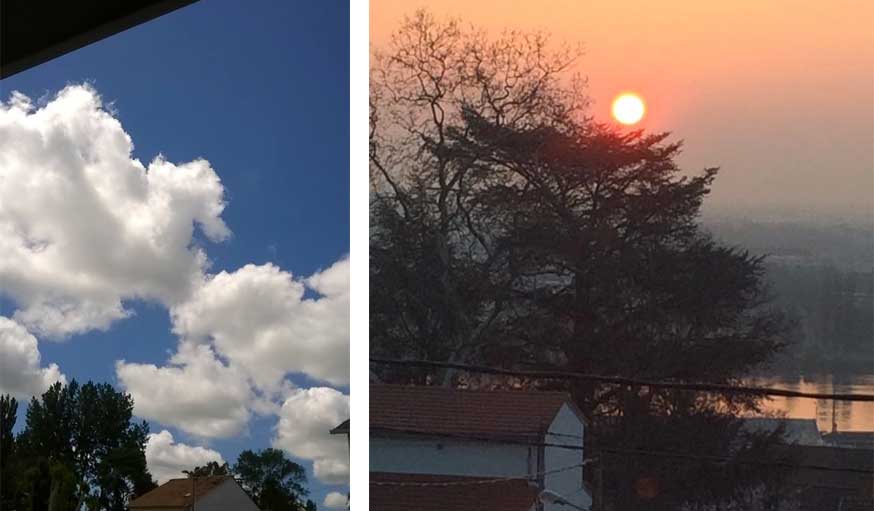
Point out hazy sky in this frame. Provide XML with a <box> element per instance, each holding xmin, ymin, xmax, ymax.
<box><xmin>372</xmin><ymin>0</ymin><xmax>873</xmax><ymax>222</ymax></box>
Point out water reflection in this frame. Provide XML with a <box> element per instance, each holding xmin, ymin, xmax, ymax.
<box><xmin>746</xmin><ymin>375</ymin><xmax>874</xmax><ymax>432</ymax></box>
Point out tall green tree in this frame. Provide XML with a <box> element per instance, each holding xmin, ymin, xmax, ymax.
<box><xmin>15</xmin><ymin>381</ymin><xmax>156</xmax><ymax>511</ymax></box>
<box><xmin>233</xmin><ymin>448</ymin><xmax>308</xmax><ymax>511</ymax></box>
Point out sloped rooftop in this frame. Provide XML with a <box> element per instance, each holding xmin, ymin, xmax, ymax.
<box><xmin>370</xmin><ymin>384</ymin><xmax>577</xmax><ymax>439</ymax></box>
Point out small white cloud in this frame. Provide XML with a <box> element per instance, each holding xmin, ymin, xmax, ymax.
<box><xmin>145</xmin><ymin>430</ymin><xmax>224</xmax><ymax>484</ymax></box>
<box><xmin>323</xmin><ymin>492</ymin><xmax>348</xmax><ymax>510</ymax></box>
<box><xmin>116</xmin><ymin>343</ymin><xmax>252</xmax><ymax>438</ymax></box>
<box><xmin>274</xmin><ymin>387</ymin><xmax>349</xmax><ymax>485</ymax></box>
<box><xmin>0</xmin><ymin>85</ymin><xmax>229</xmax><ymax>338</ymax></box>
<box><xmin>0</xmin><ymin>317</ymin><xmax>65</xmax><ymax>398</ymax></box>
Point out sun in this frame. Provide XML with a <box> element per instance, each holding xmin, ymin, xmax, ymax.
<box><xmin>612</xmin><ymin>93</ymin><xmax>645</xmax><ymax>125</ymax></box>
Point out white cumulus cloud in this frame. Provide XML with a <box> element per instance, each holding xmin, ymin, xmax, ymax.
<box><xmin>171</xmin><ymin>258</ymin><xmax>350</xmax><ymax>389</ymax></box>
<box><xmin>145</xmin><ymin>429</ymin><xmax>224</xmax><ymax>484</ymax></box>
<box><xmin>0</xmin><ymin>317</ymin><xmax>65</xmax><ymax>399</ymax></box>
<box><xmin>116</xmin><ymin>342</ymin><xmax>252</xmax><ymax>438</ymax></box>
<box><xmin>323</xmin><ymin>492</ymin><xmax>349</xmax><ymax>510</ymax></box>
<box><xmin>117</xmin><ymin>257</ymin><xmax>348</xmax><ymax>440</ymax></box>
<box><xmin>0</xmin><ymin>85</ymin><xmax>229</xmax><ymax>338</ymax></box>
<box><xmin>274</xmin><ymin>387</ymin><xmax>349</xmax><ymax>485</ymax></box>
<box><xmin>2</xmin><ymin>85</ymin><xmax>350</xmax><ymax>489</ymax></box>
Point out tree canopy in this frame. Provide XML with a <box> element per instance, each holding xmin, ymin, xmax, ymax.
<box><xmin>0</xmin><ymin>381</ymin><xmax>156</xmax><ymax>511</ymax></box>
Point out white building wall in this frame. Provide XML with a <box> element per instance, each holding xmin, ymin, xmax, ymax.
<box><xmin>370</xmin><ymin>436</ymin><xmax>531</xmax><ymax>477</ymax></box>
<box><xmin>193</xmin><ymin>479</ymin><xmax>260</xmax><ymax>511</ymax></box>
<box><xmin>543</xmin><ymin>404</ymin><xmax>592</xmax><ymax>511</ymax></box>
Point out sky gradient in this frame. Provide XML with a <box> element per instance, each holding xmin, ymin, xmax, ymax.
<box><xmin>372</xmin><ymin>0</ymin><xmax>873</xmax><ymax>222</ymax></box>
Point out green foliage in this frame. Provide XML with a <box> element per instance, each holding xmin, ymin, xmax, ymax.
<box><xmin>233</xmin><ymin>448</ymin><xmax>308</xmax><ymax>511</ymax></box>
<box><xmin>184</xmin><ymin>460</ymin><xmax>231</xmax><ymax>477</ymax></box>
<box><xmin>6</xmin><ymin>381</ymin><xmax>156</xmax><ymax>511</ymax></box>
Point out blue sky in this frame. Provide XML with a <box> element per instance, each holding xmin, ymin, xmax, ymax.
<box><xmin>0</xmin><ymin>0</ymin><xmax>348</xmax><ymax>506</ymax></box>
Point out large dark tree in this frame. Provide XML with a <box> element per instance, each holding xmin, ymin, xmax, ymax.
<box><xmin>233</xmin><ymin>448</ymin><xmax>309</xmax><ymax>511</ymax></box>
<box><xmin>14</xmin><ymin>381</ymin><xmax>156</xmax><ymax>511</ymax></box>
<box><xmin>370</xmin><ymin>10</ymin><xmax>587</xmax><ymax>384</ymax></box>
<box><xmin>371</xmin><ymin>10</ymin><xmax>788</xmax><ymax>394</ymax></box>
<box><xmin>370</xmin><ymin>11</ymin><xmax>793</xmax><ymax>511</ymax></box>
<box><xmin>445</xmin><ymin>112</ymin><xmax>789</xmax><ymax>413</ymax></box>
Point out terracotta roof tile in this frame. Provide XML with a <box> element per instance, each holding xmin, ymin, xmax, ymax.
<box><xmin>370</xmin><ymin>472</ymin><xmax>538</xmax><ymax>511</ymax></box>
<box><xmin>370</xmin><ymin>384</ymin><xmax>573</xmax><ymax>438</ymax></box>
<box><xmin>129</xmin><ymin>476</ymin><xmax>230</xmax><ymax>508</ymax></box>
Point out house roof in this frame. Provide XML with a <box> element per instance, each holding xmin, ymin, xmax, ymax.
<box><xmin>370</xmin><ymin>384</ymin><xmax>577</xmax><ymax>439</ymax></box>
<box><xmin>129</xmin><ymin>476</ymin><xmax>230</xmax><ymax>508</ymax></box>
<box><xmin>823</xmin><ymin>431</ymin><xmax>874</xmax><ymax>450</ymax></box>
<box><xmin>370</xmin><ymin>472</ymin><xmax>538</xmax><ymax>511</ymax></box>
<box><xmin>331</xmin><ymin>419</ymin><xmax>350</xmax><ymax>435</ymax></box>
<box><xmin>1</xmin><ymin>0</ymin><xmax>198</xmax><ymax>78</ymax></box>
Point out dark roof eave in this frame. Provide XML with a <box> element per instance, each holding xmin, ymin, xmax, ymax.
<box><xmin>330</xmin><ymin>419</ymin><xmax>350</xmax><ymax>435</ymax></box>
<box><xmin>1</xmin><ymin>0</ymin><xmax>199</xmax><ymax>79</ymax></box>
<box><xmin>371</xmin><ymin>427</ymin><xmax>542</xmax><ymax>444</ymax></box>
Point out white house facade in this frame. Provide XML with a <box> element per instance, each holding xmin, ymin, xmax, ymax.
<box><xmin>370</xmin><ymin>384</ymin><xmax>592</xmax><ymax>511</ymax></box>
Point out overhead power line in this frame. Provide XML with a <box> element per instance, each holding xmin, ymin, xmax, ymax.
<box><xmin>369</xmin><ymin>357</ymin><xmax>874</xmax><ymax>402</ymax></box>
<box><xmin>371</xmin><ymin>461</ymin><xmax>593</xmax><ymax>487</ymax></box>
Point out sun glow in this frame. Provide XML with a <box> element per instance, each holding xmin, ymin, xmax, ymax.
<box><xmin>612</xmin><ymin>93</ymin><xmax>645</xmax><ymax>125</ymax></box>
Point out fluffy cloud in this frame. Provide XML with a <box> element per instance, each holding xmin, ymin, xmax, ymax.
<box><xmin>323</xmin><ymin>492</ymin><xmax>349</xmax><ymax>510</ymax></box>
<box><xmin>0</xmin><ymin>85</ymin><xmax>229</xmax><ymax>338</ymax></box>
<box><xmin>172</xmin><ymin>258</ymin><xmax>349</xmax><ymax>388</ymax></box>
<box><xmin>0</xmin><ymin>317</ymin><xmax>66</xmax><ymax>398</ymax></box>
<box><xmin>274</xmin><ymin>387</ymin><xmax>349</xmax><ymax>485</ymax></box>
<box><xmin>116</xmin><ymin>343</ymin><xmax>252</xmax><ymax>438</ymax></box>
<box><xmin>145</xmin><ymin>430</ymin><xmax>224</xmax><ymax>484</ymax></box>
<box><xmin>117</xmin><ymin>258</ymin><xmax>348</xmax><ymax>439</ymax></box>
<box><xmin>2</xmin><ymin>85</ymin><xmax>350</xmax><ymax>490</ymax></box>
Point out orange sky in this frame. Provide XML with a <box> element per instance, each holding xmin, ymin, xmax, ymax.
<box><xmin>371</xmin><ymin>1</ymin><xmax>874</xmax><ymax>221</ymax></box>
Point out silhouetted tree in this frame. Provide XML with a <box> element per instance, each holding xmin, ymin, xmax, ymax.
<box><xmin>370</xmin><ymin>10</ymin><xmax>587</xmax><ymax>384</ymax></box>
<box><xmin>447</xmin><ymin>112</ymin><xmax>789</xmax><ymax>412</ymax></box>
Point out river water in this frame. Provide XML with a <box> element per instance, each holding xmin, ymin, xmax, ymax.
<box><xmin>746</xmin><ymin>375</ymin><xmax>874</xmax><ymax>432</ymax></box>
